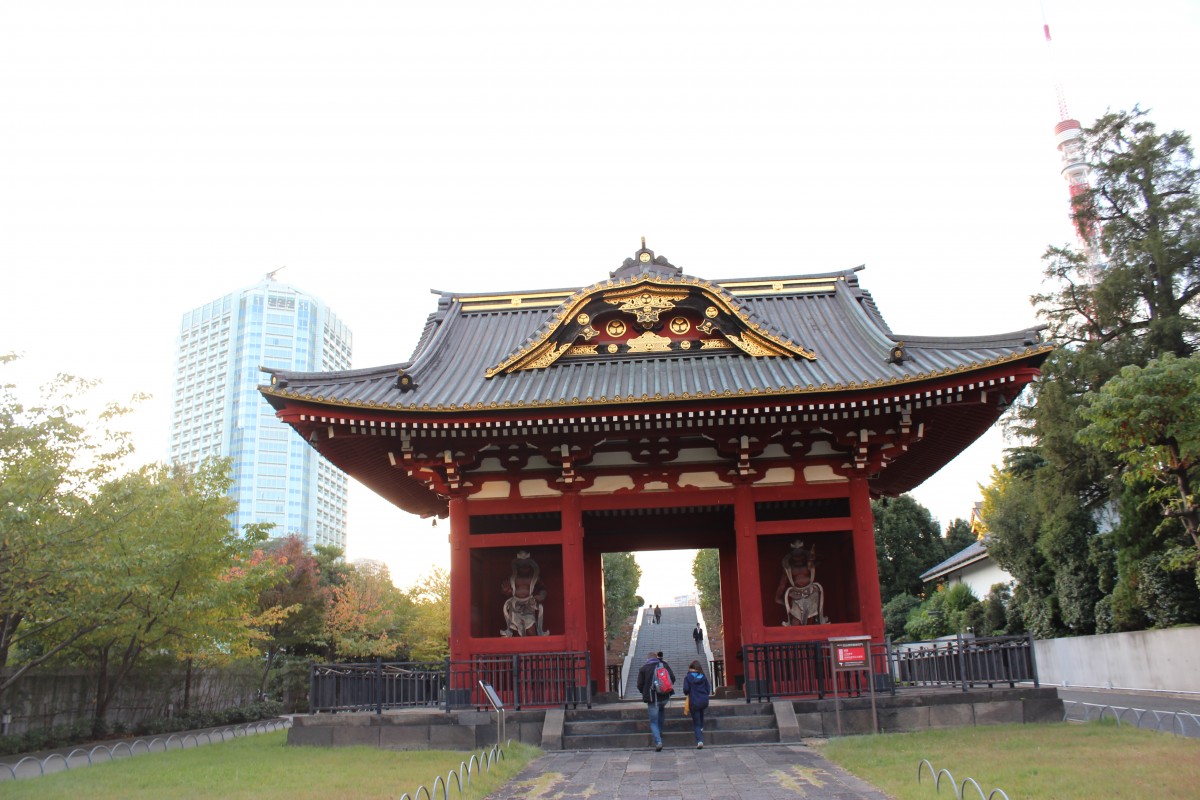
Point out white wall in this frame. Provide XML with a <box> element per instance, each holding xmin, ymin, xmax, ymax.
<box><xmin>952</xmin><ymin>560</ymin><xmax>1011</xmax><ymax>601</ymax></box>
<box><xmin>1034</xmin><ymin>627</ymin><xmax>1200</xmax><ymax>693</ymax></box>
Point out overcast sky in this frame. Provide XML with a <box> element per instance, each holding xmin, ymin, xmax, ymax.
<box><xmin>3</xmin><ymin>1</ymin><xmax>1199</xmax><ymax>601</ymax></box>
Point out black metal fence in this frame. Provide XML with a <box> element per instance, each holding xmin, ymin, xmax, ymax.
<box><xmin>446</xmin><ymin>652</ymin><xmax>592</xmax><ymax>711</ymax></box>
<box><xmin>309</xmin><ymin>660</ymin><xmax>445</xmax><ymax>714</ymax></box>
<box><xmin>309</xmin><ymin>651</ymin><xmax>592</xmax><ymax>714</ymax></box>
<box><xmin>606</xmin><ymin>664</ymin><xmax>622</xmax><ymax>693</ymax></box>
<box><xmin>743</xmin><ymin>642</ymin><xmax>891</xmax><ymax>702</ymax></box>
<box><xmin>890</xmin><ymin>634</ymin><xmax>1037</xmax><ymax>691</ymax></box>
<box><xmin>741</xmin><ymin>634</ymin><xmax>1037</xmax><ymax>702</ymax></box>
<box><xmin>309</xmin><ymin>636</ymin><xmax>1038</xmax><ymax>712</ymax></box>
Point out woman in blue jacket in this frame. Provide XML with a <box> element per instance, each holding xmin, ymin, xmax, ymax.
<box><xmin>682</xmin><ymin>659</ymin><xmax>712</xmax><ymax>749</ymax></box>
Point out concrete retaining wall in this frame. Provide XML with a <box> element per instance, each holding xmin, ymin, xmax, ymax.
<box><xmin>287</xmin><ymin>709</ymin><xmax>546</xmax><ymax>750</ymax></box>
<box><xmin>1033</xmin><ymin>627</ymin><xmax>1200</xmax><ymax>693</ymax></box>
<box><xmin>791</xmin><ymin>687</ymin><xmax>1062</xmax><ymax>736</ymax></box>
<box><xmin>0</xmin><ymin>663</ymin><xmax>261</xmax><ymax>736</ymax></box>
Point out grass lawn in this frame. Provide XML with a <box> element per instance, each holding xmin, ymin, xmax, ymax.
<box><xmin>820</xmin><ymin>721</ymin><xmax>1200</xmax><ymax>800</ymax></box>
<box><xmin>0</xmin><ymin>731</ymin><xmax>539</xmax><ymax>800</ymax></box>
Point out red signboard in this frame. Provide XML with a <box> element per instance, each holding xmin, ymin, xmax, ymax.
<box><xmin>835</xmin><ymin>644</ymin><xmax>867</xmax><ymax>668</ymax></box>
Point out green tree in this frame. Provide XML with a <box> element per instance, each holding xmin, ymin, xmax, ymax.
<box><xmin>980</xmin><ymin>454</ymin><xmax>1094</xmax><ymax>638</ymax></box>
<box><xmin>904</xmin><ymin>583</ymin><xmax>978</xmax><ymax>640</ymax></box>
<box><xmin>690</xmin><ymin>549</ymin><xmax>721</xmax><ymax>621</ymax></box>
<box><xmin>943</xmin><ymin>518</ymin><xmax>975</xmax><ymax>555</ymax></box>
<box><xmin>253</xmin><ymin>534</ymin><xmax>325</xmax><ymax>694</ymax></box>
<box><xmin>961</xmin><ymin>583</ymin><xmax>1013</xmax><ymax>637</ymax></box>
<box><xmin>405</xmin><ymin>567</ymin><xmax>450</xmax><ymax>661</ymax></box>
<box><xmin>64</xmin><ymin>461</ymin><xmax>274</xmax><ymax>731</ymax></box>
<box><xmin>985</xmin><ymin>108</ymin><xmax>1200</xmax><ymax>635</ymax></box>
<box><xmin>881</xmin><ymin>594</ymin><xmax>922</xmax><ymax>641</ymax></box>
<box><xmin>872</xmin><ymin>495</ymin><xmax>945</xmax><ymax>604</ymax></box>
<box><xmin>0</xmin><ymin>359</ymin><xmax>137</xmax><ymax>704</ymax></box>
<box><xmin>602</xmin><ymin>552</ymin><xmax>642</xmax><ymax>641</ymax></box>
<box><xmin>324</xmin><ymin>562</ymin><xmax>413</xmax><ymax>659</ymax></box>
<box><xmin>1079</xmin><ymin>353</ymin><xmax>1200</xmax><ymax>554</ymax></box>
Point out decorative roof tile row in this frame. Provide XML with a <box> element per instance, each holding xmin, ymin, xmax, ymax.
<box><xmin>261</xmin><ymin>264</ymin><xmax>1048</xmax><ymax>417</ymax></box>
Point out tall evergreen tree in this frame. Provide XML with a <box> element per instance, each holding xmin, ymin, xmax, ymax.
<box><xmin>872</xmin><ymin>495</ymin><xmax>945</xmax><ymax>605</ymax></box>
<box><xmin>602</xmin><ymin>552</ymin><xmax>642</xmax><ymax>641</ymax></box>
<box><xmin>987</xmin><ymin>108</ymin><xmax>1200</xmax><ymax>633</ymax></box>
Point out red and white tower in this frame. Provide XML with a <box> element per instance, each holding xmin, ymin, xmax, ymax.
<box><xmin>1044</xmin><ymin>19</ymin><xmax>1100</xmax><ymax>266</ymax></box>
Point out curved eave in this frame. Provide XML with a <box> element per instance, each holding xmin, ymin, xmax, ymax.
<box><xmin>259</xmin><ymin>343</ymin><xmax>1051</xmax><ymax>416</ymax></box>
<box><xmin>262</xmin><ymin>351</ymin><xmax>1047</xmax><ymax>518</ymax></box>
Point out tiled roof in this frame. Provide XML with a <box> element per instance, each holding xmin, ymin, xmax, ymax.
<box><xmin>920</xmin><ymin>539</ymin><xmax>990</xmax><ymax>583</ymax></box>
<box><xmin>261</xmin><ymin>262</ymin><xmax>1049</xmax><ymax>415</ymax></box>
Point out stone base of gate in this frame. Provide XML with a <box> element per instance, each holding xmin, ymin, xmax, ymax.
<box><xmin>287</xmin><ymin>709</ymin><xmax>546</xmax><ymax>750</ymax></box>
<box><xmin>285</xmin><ymin>687</ymin><xmax>1063</xmax><ymax>750</ymax></box>
<box><xmin>791</xmin><ymin>686</ymin><xmax>1064</xmax><ymax>737</ymax></box>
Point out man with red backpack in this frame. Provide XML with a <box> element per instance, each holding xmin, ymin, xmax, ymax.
<box><xmin>636</xmin><ymin>650</ymin><xmax>676</xmax><ymax>751</ymax></box>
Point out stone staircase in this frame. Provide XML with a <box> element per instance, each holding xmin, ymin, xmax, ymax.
<box><xmin>561</xmin><ymin>703</ymin><xmax>779</xmax><ymax>750</ymax></box>
<box><xmin>623</xmin><ymin>605</ymin><xmax>707</xmax><ymax>699</ymax></box>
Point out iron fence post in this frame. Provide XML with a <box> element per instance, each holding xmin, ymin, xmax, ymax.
<box><xmin>375</xmin><ymin>658</ymin><xmax>384</xmax><ymax>715</ymax></box>
<box><xmin>443</xmin><ymin>657</ymin><xmax>451</xmax><ymax>713</ymax></box>
<box><xmin>584</xmin><ymin>650</ymin><xmax>592</xmax><ymax>709</ymax></box>
<box><xmin>309</xmin><ymin>661</ymin><xmax>317</xmax><ymax>714</ymax></box>
<box><xmin>884</xmin><ymin>635</ymin><xmax>896</xmax><ymax>696</ymax></box>
<box><xmin>957</xmin><ymin>634</ymin><xmax>968</xmax><ymax>693</ymax></box>
<box><xmin>513</xmin><ymin>654</ymin><xmax>522</xmax><ymax>711</ymax></box>
<box><xmin>817</xmin><ymin>643</ymin><xmax>826</xmax><ymax>700</ymax></box>
<box><xmin>1026</xmin><ymin>631</ymin><xmax>1040</xmax><ymax>687</ymax></box>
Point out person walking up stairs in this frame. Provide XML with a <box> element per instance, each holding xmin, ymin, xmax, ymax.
<box><xmin>623</xmin><ymin>605</ymin><xmax>705</xmax><ymax>699</ymax></box>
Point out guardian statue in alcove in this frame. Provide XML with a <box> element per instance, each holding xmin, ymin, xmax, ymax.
<box><xmin>501</xmin><ymin>550</ymin><xmax>549</xmax><ymax>636</ymax></box>
<box><xmin>775</xmin><ymin>540</ymin><xmax>827</xmax><ymax>625</ymax></box>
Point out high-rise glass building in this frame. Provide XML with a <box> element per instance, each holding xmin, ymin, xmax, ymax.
<box><xmin>169</xmin><ymin>275</ymin><xmax>352</xmax><ymax>550</ymax></box>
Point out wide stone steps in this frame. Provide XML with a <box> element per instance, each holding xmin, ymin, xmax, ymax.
<box><xmin>623</xmin><ymin>605</ymin><xmax>706</xmax><ymax>699</ymax></box>
<box><xmin>561</xmin><ymin>703</ymin><xmax>779</xmax><ymax>750</ymax></box>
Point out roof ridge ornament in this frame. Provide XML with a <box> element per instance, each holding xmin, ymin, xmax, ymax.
<box><xmin>611</xmin><ymin>238</ymin><xmax>682</xmax><ymax>281</ymax></box>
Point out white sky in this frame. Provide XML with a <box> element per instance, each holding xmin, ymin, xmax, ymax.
<box><xmin>3</xmin><ymin>1</ymin><xmax>1199</xmax><ymax>602</ymax></box>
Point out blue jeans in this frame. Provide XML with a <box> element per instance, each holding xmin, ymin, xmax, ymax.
<box><xmin>647</xmin><ymin>695</ymin><xmax>669</xmax><ymax>745</ymax></box>
<box><xmin>690</xmin><ymin>706</ymin><xmax>706</xmax><ymax>744</ymax></box>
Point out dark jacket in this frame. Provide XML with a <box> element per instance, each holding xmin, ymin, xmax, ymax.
<box><xmin>683</xmin><ymin>670</ymin><xmax>711</xmax><ymax>710</ymax></box>
<box><xmin>636</xmin><ymin>657</ymin><xmax>676</xmax><ymax>704</ymax></box>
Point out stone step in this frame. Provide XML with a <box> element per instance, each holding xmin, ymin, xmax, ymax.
<box><xmin>565</xmin><ymin>713</ymin><xmax>775</xmax><ymax>736</ymax></box>
<box><xmin>562</xmin><ymin>725</ymin><xmax>779</xmax><ymax>750</ymax></box>
<box><xmin>560</xmin><ymin>703</ymin><xmax>780</xmax><ymax>750</ymax></box>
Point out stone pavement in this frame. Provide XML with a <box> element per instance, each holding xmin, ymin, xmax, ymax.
<box><xmin>484</xmin><ymin>743</ymin><xmax>893</xmax><ymax>800</ymax></box>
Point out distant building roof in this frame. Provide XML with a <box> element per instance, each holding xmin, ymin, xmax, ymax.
<box><xmin>921</xmin><ymin>538</ymin><xmax>991</xmax><ymax>583</ymax></box>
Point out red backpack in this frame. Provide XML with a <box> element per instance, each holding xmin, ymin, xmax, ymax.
<box><xmin>652</xmin><ymin>662</ymin><xmax>673</xmax><ymax>694</ymax></box>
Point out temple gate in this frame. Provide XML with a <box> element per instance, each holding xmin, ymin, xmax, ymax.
<box><xmin>261</xmin><ymin>246</ymin><xmax>1050</xmax><ymax>693</ymax></box>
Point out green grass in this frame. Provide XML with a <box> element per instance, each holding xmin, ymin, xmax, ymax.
<box><xmin>820</xmin><ymin>721</ymin><xmax>1200</xmax><ymax>800</ymax></box>
<box><xmin>0</xmin><ymin>731</ymin><xmax>539</xmax><ymax>800</ymax></box>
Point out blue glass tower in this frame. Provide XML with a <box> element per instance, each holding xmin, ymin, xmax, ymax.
<box><xmin>169</xmin><ymin>275</ymin><xmax>351</xmax><ymax>549</ymax></box>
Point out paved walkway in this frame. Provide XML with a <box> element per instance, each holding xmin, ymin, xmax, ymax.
<box><xmin>485</xmin><ymin>743</ymin><xmax>893</xmax><ymax>800</ymax></box>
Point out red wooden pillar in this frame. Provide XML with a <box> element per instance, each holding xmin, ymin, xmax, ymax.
<box><xmin>583</xmin><ymin>546</ymin><xmax>607</xmax><ymax>691</ymax></box>
<box><xmin>732</xmin><ymin>483</ymin><xmax>763</xmax><ymax>652</ymax></box>
<box><xmin>717</xmin><ymin>543</ymin><xmax>742</xmax><ymax>689</ymax></box>
<box><xmin>849</xmin><ymin>477</ymin><xmax>885</xmax><ymax>641</ymax></box>
<box><xmin>560</xmin><ymin>491</ymin><xmax>588</xmax><ymax>653</ymax></box>
<box><xmin>448</xmin><ymin>497</ymin><xmax>471</xmax><ymax>663</ymax></box>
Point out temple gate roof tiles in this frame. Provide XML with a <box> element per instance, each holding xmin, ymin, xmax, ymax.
<box><xmin>260</xmin><ymin>261</ymin><xmax>1049</xmax><ymax>415</ymax></box>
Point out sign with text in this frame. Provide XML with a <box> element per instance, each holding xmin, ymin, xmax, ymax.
<box><xmin>479</xmin><ymin>681</ymin><xmax>504</xmax><ymax>710</ymax></box>
<box><xmin>828</xmin><ymin>635</ymin><xmax>872</xmax><ymax>673</ymax></box>
<box><xmin>827</xmin><ymin>635</ymin><xmax>878</xmax><ymax>735</ymax></box>
<box><xmin>835</xmin><ymin>643</ymin><xmax>868</xmax><ymax>669</ymax></box>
